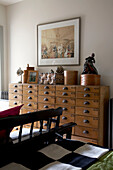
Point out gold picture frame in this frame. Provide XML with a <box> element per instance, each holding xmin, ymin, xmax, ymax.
<box><xmin>27</xmin><ymin>71</ymin><xmax>38</xmax><ymax>84</ymax></box>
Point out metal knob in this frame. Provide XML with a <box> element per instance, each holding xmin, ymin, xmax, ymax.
<box><xmin>62</xmin><ymin>107</ymin><xmax>67</xmax><ymax>111</ymax></box>
<box><xmin>84</xmin><ymin>101</ymin><xmax>90</xmax><ymax>105</ymax></box>
<box><xmin>83</xmin><ymin>110</ymin><xmax>89</xmax><ymax>113</ymax></box>
<box><xmin>44</xmin><ymin>123</ymin><xmax>47</xmax><ymax>126</ymax></box>
<box><xmin>14</xmin><ymin>85</ymin><xmax>17</xmax><ymax>88</ymax></box>
<box><xmin>83</xmin><ymin>119</ymin><xmax>89</xmax><ymax>123</ymax></box>
<box><xmin>44</xmin><ymin>98</ymin><xmax>48</xmax><ymax>101</ymax></box>
<box><xmin>84</xmin><ymin>94</ymin><xmax>90</xmax><ymax>97</ymax></box>
<box><xmin>62</xmin><ymin>116</ymin><xmax>67</xmax><ymax>120</ymax></box>
<box><xmin>63</xmin><ymin>99</ymin><xmax>68</xmax><ymax>103</ymax></box>
<box><xmin>84</xmin><ymin>87</ymin><xmax>90</xmax><ymax>91</ymax></box>
<box><xmin>28</xmin><ymin>85</ymin><xmax>32</xmax><ymax>88</ymax></box>
<box><xmin>14</xmin><ymin>90</ymin><xmax>17</xmax><ymax>92</ymax></box>
<box><xmin>14</xmin><ymin>96</ymin><xmax>17</xmax><ymax>98</ymax></box>
<box><xmin>83</xmin><ymin>130</ymin><xmax>89</xmax><ymax>134</ymax></box>
<box><xmin>28</xmin><ymin>96</ymin><xmax>32</xmax><ymax>99</ymax></box>
<box><xmin>63</xmin><ymin>87</ymin><xmax>68</xmax><ymax>90</ymax></box>
<box><xmin>44</xmin><ymin>105</ymin><xmax>48</xmax><ymax>108</ymax></box>
<box><xmin>62</xmin><ymin>92</ymin><xmax>68</xmax><ymax>96</ymax></box>
<box><xmin>28</xmin><ymin>90</ymin><xmax>32</xmax><ymax>93</ymax></box>
<box><xmin>28</xmin><ymin>103</ymin><xmax>32</xmax><ymax>106</ymax></box>
<box><xmin>14</xmin><ymin>102</ymin><xmax>17</xmax><ymax>105</ymax></box>
<box><xmin>44</xmin><ymin>86</ymin><xmax>49</xmax><ymax>89</ymax></box>
<box><xmin>44</xmin><ymin>91</ymin><xmax>49</xmax><ymax>94</ymax></box>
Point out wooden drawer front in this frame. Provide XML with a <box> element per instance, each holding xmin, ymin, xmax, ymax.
<box><xmin>60</xmin><ymin>113</ymin><xmax>75</xmax><ymax>124</ymax></box>
<box><xmin>56</xmin><ymin>97</ymin><xmax>75</xmax><ymax>106</ymax></box>
<box><xmin>9</xmin><ymin>100</ymin><xmax>22</xmax><ymax>106</ymax></box>
<box><xmin>76</xmin><ymin>107</ymin><xmax>99</xmax><ymax>117</ymax></box>
<box><xmin>39</xmin><ymin>85</ymin><xmax>55</xmax><ymax>91</ymax></box>
<box><xmin>38</xmin><ymin>103</ymin><xmax>55</xmax><ymax>110</ymax></box>
<box><xmin>75</xmin><ymin>126</ymin><xmax>98</xmax><ymax>139</ymax></box>
<box><xmin>9</xmin><ymin>93</ymin><xmax>22</xmax><ymax>101</ymax></box>
<box><xmin>71</xmin><ymin>135</ymin><xmax>97</xmax><ymax>145</ymax></box>
<box><xmin>23</xmin><ymin>89</ymin><xmax>38</xmax><ymax>95</ymax></box>
<box><xmin>23</xmin><ymin>84</ymin><xmax>38</xmax><ymax>90</ymax></box>
<box><xmin>76</xmin><ymin>86</ymin><xmax>100</xmax><ymax>93</ymax></box>
<box><xmin>39</xmin><ymin>90</ymin><xmax>55</xmax><ymax>96</ymax></box>
<box><xmin>76</xmin><ymin>99</ymin><xmax>99</xmax><ymax>108</ymax></box>
<box><xmin>56</xmin><ymin>85</ymin><xmax>76</xmax><ymax>92</ymax></box>
<box><xmin>23</xmin><ymin>95</ymin><xmax>38</xmax><ymax>103</ymax></box>
<box><xmin>23</xmin><ymin>102</ymin><xmax>37</xmax><ymax>110</ymax></box>
<box><xmin>9</xmin><ymin>83</ymin><xmax>22</xmax><ymax>90</ymax></box>
<box><xmin>22</xmin><ymin>108</ymin><xmax>38</xmax><ymax>114</ymax></box>
<box><xmin>55</xmin><ymin>105</ymin><xmax>75</xmax><ymax>114</ymax></box>
<box><xmin>56</xmin><ymin>91</ymin><xmax>76</xmax><ymax>98</ymax></box>
<box><xmin>38</xmin><ymin>96</ymin><xmax>55</xmax><ymax>104</ymax></box>
<box><xmin>75</xmin><ymin>115</ymin><xmax>98</xmax><ymax>128</ymax></box>
<box><xmin>9</xmin><ymin>89</ymin><xmax>23</xmax><ymax>95</ymax></box>
<box><xmin>76</xmin><ymin>92</ymin><xmax>99</xmax><ymax>100</ymax></box>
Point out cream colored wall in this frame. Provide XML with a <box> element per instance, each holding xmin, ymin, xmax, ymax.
<box><xmin>7</xmin><ymin>0</ymin><xmax>113</xmax><ymax>97</ymax></box>
<box><xmin>0</xmin><ymin>5</ymin><xmax>8</xmax><ymax>91</ymax></box>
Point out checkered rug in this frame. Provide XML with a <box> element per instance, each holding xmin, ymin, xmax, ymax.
<box><xmin>12</xmin><ymin>139</ymin><xmax>109</xmax><ymax>170</ymax></box>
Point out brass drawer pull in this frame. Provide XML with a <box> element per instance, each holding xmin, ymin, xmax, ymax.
<box><xmin>28</xmin><ymin>90</ymin><xmax>32</xmax><ymax>93</ymax></box>
<box><xmin>44</xmin><ymin>86</ymin><xmax>49</xmax><ymax>89</ymax></box>
<box><xmin>28</xmin><ymin>103</ymin><xmax>32</xmax><ymax>106</ymax></box>
<box><xmin>84</xmin><ymin>110</ymin><xmax>89</xmax><ymax>113</ymax></box>
<box><xmin>83</xmin><ymin>130</ymin><xmax>89</xmax><ymax>134</ymax></box>
<box><xmin>63</xmin><ymin>87</ymin><xmax>68</xmax><ymax>90</ymax></box>
<box><xmin>14</xmin><ymin>90</ymin><xmax>17</xmax><ymax>92</ymax></box>
<box><xmin>44</xmin><ymin>105</ymin><xmax>48</xmax><ymax>108</ymax></box>
<box><xmin>63</xmin><ymin>99</ymin><xmax>68</xmax><ymax>103</ymax></box>
<box><xmin>83</xmin><ymin>119</ymin><xmax>89</xmax><ymax>123</ymax></box>
<box><xmin>84</xmin><ymin>87</ymin><xmax>90</xmax><ymax>91</ymax></box>
<box><xmin>62</xmin><ymin>107</ymin><xmax>67</xmax><ymax>111</ymax></box>
<box><xmin>28</xmin><ymin>85</ymin><xmax>32</xmax><ymax>88</ymax></box>
<box><xmin>28</xmin><ymin>97</ymin><xmax>32</xmax><ymax>99</ymax></box>
<box><xmin>62</xmin><ymin>92</ymin><xmax>68</xmax><ymax>96</ymax></box>
<box><xmin>14</xmin><ymin>102</ymin><xmax>17</xmax><ymax>105</ymax></box>
<box><xmin>84</xmin><ymin>94</ymin><xmax>90</xmax><ymax>97</ymax></box>
<box><xmin>14</xmin><ymin>85</ymin><xmax>17</xmax><ymax>88</ymax></box>
<box><xmin>14</xmin><ymin>96</ymin><xmax>17</xmax><ymax>98</ymax></box>
<box><xmin>44</xmin><ymin>91</ymin><xmax>49</xmax><ymax>94</ymax></box>
<box><xmin>84</xmin><ymin>101</ymin><xmax>90</xmax><ymax>105</ymax></box>
<box><xmin>62</xmin><ymin>116</ymin><xmax>67</xmax><ymax>120</ymax></box>
<box><xmin>44</xmin><ymin>98</ymin><xmax>48</xmax><ymax>101</ymax></box>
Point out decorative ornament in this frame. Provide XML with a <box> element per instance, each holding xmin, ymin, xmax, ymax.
<box><xmin>17</xmin><ymin>67</ymin><xmax>23</xmax><ymax>83</ymax></box>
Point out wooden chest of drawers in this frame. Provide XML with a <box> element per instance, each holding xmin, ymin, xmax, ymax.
<box><xmin>9</xmin><ymin>84</ymin><xmax>109</xmax><ymax>147</ymax></box>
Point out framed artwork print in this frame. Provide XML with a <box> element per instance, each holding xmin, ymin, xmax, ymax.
<box><xmin>37</xmin><ymin>17</ymin><xmax>80</xmax><ymax>66</ymax></box>
<box><xmin>27</xmin><ymin>71</ymin><xmax>38</xmax><ymax>84</ymax></box>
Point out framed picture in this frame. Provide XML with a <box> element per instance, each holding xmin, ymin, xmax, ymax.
<box><xmin>37</xmin><ymin>17</ymin><xmax>80</xmax><ymax>66</ymax></box>
<box><xmin>27</xmin><ymin>71</ymin><xmax>38</xmax><ymax>84</ymax></box>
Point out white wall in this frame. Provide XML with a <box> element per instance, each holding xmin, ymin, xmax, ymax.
<box><xmin>7</xmin><ymin>0</ymin><xmax>113</xmax><ymax>97</ymax></box>
<box><xmin>0</xmin><ymin>5</ymin><xmax>7</xmax><ymax>91</ymax></box>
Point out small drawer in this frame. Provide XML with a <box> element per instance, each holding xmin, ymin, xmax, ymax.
<box><xmin>23</xmin><ymin>89</ymin><xmax>38</xmax><ymax>95</ymax></box>
<box><xmin>9</xmin><ymin>83</ymin><xmax>23</xmax><ymax>90</ymax></box>
<box><xmin>56</xmin><ymin>91</ymin><xmax>76</xmax><ymax>98</ymax></box>
<box><xmin>23</xmin><ymin>84</ymin><xmax>38</xmax><ymax>90</ymax></box>
<box><xmin>75</xmin><ymin>126</ymin><xmax>98</xmax><ymax>139</ymax></box>
<box><xmin>71</xmin><ymin>135</ymin><xmax>97</xmax><ymax>145</ymax></box>
<box><xmin>23</xmin><ymin>102</ymin><xmax>38</xmax><ymax>109</ymax></box>
<box><xmin>76</xmin><ymin>86</ymin><xmax>100</xmax><ymax>93</ymax></box>
<box><xmin>76</xmin><ymin>99</ymin><xmax>99</xmax><ymax>108</ymax></box>
<box><xmin>23</xmin><ymin>95</ymin><xmax>38</xmax><ymax>103</ymax></box>
<box><xmin>76</xmin><ymin>92</ymin><xmax>99</xmax><ymax>100</ymax></box>
<box><xmin>38</xmin><ymin>96</ymin><xmax>55</xmax><ymax>104</ymax></box>
<box><xmin>39</xmin><ymin>90</ymin><xmax>55</xmax><ymax>96</ymax></box>
<box><xmin>9</xmin><ymin>89</ymin><xmax>23</xmax><ymax>95</ymax></box>
<box><xmin>9</xmin><ymin>93</ymin><xmax>23</xmax><ymax>101</ymax></box>
<box><xmin>56</xmin><ymin>97</ymin><xmax>75</xmax><ymax>106</ymax></box>
<box><xmin>39</xmin><ymin>85</ymin><xmax>55</xmax><ymax>91</ymax></box>
<box><xmin>75</xmin><ymin>107</ymin><xmax>99</xmax><ymax>117</ymax></box>
<box><xmin>56</xmin><ymin>85</ymin><xmax>76</xmax><ymax>92</ymax></box>
<box><xmin>75</xmin><ymin>115</ymin><xmax>98</xmax><ymax>128</ymax></box>
<box><xmin>9</xmin><ymin>100</ymin><xmax>22</xmax><ymax>107</ymax></box>
<box><xmin>60</xmin><ymin>113</ymin><xmax>75</xmax><ymax>124</ymax></box>
<box><xmin>55</xmin><ymin>105</ymin><xmax>75</xmax><ymax>114</ymax></box>
<box><xmin>38</xmin><ymin>103</ymin><xmax>55</xmax><ymax>110</ymax></box>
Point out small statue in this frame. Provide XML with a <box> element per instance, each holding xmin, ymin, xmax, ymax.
<box><xmin>82</xmin><ymin>53</ymin><xmax>98</xmax><ymax>75</ymax></box>
<box><xmin>56</xmin><ymin>66</ymin><xmax>64</xmax><ymax>74</ymax></box>
<box><xmin>17</xmin><ymin>67</ymin><xmax>23</xmax><ymax>83</ymax></box>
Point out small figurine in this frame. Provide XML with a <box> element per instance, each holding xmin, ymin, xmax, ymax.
<box><xmin>82</xmin><ymin>53</ymin><xmax>98</xmax><ymax>75</ymax></box>
<box><xmin>56</xmin><ymin>66</ymin><xmax>64</xmax><ymax>74</ymax></box>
